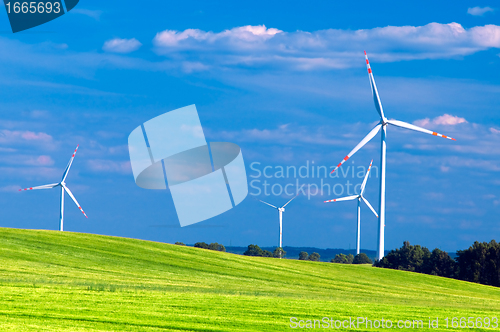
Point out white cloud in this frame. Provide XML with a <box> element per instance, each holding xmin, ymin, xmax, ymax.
<box><xmin>214</xmin><ymin>124</ymin><xmax>345</xmax><ymax>146</ymax></box>
<box><xmin>35</xmin><ymin>155</ymin><xmax>54</xmax><ymax>166</ymax></box>
<box><xmin>103</xmin><ymin>38</ymin><xmax>142</xmax><ymax>54</ymax></box>
<box><xmin>0</xmin><ymin>166</ymin><xmax>60</xmax><ymax>180</ymax></box>
<box><xmin>0</xmin><ymin>185</ymin><xmax>22</xmax><ymax>192</ymax></box>
<box><xmin>70</xmin><ymin>8</ymin><xmax>103</xmax><ymax>20</ymax></box>
<box><xmin>87</xmin><ymin>159</ymin><xmax>131</xmax><ymax>174</ymax></box>
<box><xmin>153</xmin><ymin>25</ymin><xmax>282</xmax><ymax>48</ymax></box>
<box><xmin>467</xmin><ymin>6</ymin><xmax>495</xmax><ymax>16</ymax></box>
<box><xmin>0</xmin><ymin>130</ymin><xmax>52</xmax><ymax>144</ymax></box>
<box><xmin>414</xmin><ymin>114</ymin><xmax>467</xmax><ymax>127</ymax></box>
<box><xmin>152</xmin><ymin>23</ymin><xmax>500</xmax><ymax>70</ymax></box>
<box><xmin>440</xmin><ymin>165</ymin><xmax>450</xmax><ymax>172</ymax></box>
<box><xmin>490</xmin><ymin>127</ymin><xmax>500</xmax><ymax>134</ymax></box>
<box><xmin>0</xmin><ymin>154</ymin><xmax>55</xmax><ymax>167</ymax></box>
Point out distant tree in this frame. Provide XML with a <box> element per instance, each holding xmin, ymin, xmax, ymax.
<box><xmin>244</xmin><ymin>244</ymin><xmax>264</xmax><ymax>256</ymax></box>
<box><xmin>308</xmin><ymin>252</ymin><xmax>320</xmax><ymax>261</ymax></box>
<box><xmin>346</xmin><ymin>254</ymin><xmax>354</xmax><ymax>264</ymax></box>
<box><xmin>273</xmin><ymin>247</ymin><xmax>286</xmax><ymax>258</ymax></box>
<box><xmin>194</xmin><ymin>242</ymin><xmax>209</xmax><ymax>249</ymax></box>
<box><xmin>174</xmin><ymin>242</ymin><xmax>185</xmax><ymax>246</ymax></box>
<box><xmin>375</xmin><ymin>241</ymin><xmax>431</xmax><ymax>272</ymax></box>
<box><xmin>262</xmin><ymin>250</ymin><xmax>273</xmax><ymax>257</ymax></box>
<box><xmin>353</xmin><ymin>253</ymin><xmax>372</xmax><ymax>264</ymax></box>
<box><xmin>298</xmin><ymin>251</ymin><xmax>309</xmax><ymax>260</ymax></box>
<box><xmin>208</xmin><ymin>243</ymin><xmax>226</xmax><ymax>252</ymax></box>
<box><xmin>423</xmin><ymin>248</ymin><xmax>456</xmax><ymax>278</ymax></box>
<box><xmin>374</xmin><ymin>239</ymin><xmax>500</xmax><ymax>287</ymax></box>
<box><xmin>456</xmin><ymin>240</ymin><xmax>500</xmax><ymax>286</ymax></box>
<box><xmin>332</xmin><ymin>253</ymin><xmax>351</xmax><ymax>264</ymax></box>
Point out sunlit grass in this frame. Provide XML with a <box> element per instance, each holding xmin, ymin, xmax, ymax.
<box><xmin>0</xmin><ymin>228</ymin><xmax>498</xmax><ymax>331</ymax></box>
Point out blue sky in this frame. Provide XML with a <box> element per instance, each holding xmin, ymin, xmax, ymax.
<box><xmin>0</xmin><ymin>0</ymin><xmax>499</xmax><ymax>252</ymax></box>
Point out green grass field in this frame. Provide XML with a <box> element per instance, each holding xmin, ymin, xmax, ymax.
<box><xmin>0</xmin><ymin>228</ymin><xmax>498</xmax><ymax>331</ymax></box>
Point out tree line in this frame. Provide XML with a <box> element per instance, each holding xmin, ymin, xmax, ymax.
<box><xmin>375</xmin><ymin>240</ymin><xmax>500</xmax><ymax>287</ymax></box>
<box><xmin>331</xmin><ymin>252</ymin><xmax>372</xmax><ymax>264</ymax></box>
<box><xmin>243</xmin><ymin>244</ymin><xmax>286</xmax><ymax>258</ymax></box>
<box><xmin>179</xmin><ymin>239</ymin><xmax>500</xmax><ymax>287</ymax></box>
<box><xmin>176</xmin><ymin>242</ymin><xmax>226</xmax><ymax>252</ymax></box>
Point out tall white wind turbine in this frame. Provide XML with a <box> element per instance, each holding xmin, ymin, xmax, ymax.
<box><xmin>331</xmin><ymin>51</ymin><xmax>456</xmax><ymax>261</ymax></box>
<box><xmin>325</xmin><ymin>160</ymin><xmax>378</xmax><ymax>255</ymax></box>
<box><xmin>259</xmin><ymin>195</ymin><xmax>298</xmax><ymax>258</ymax></box>
<box><xmin>19</xmin><ymin>145</ymin><xmax>88</xmax><ymax>231</ymax></box>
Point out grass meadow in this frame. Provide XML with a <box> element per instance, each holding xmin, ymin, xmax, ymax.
<box><xmin>0</xmin><ymin>228</ymin><xmax>498</xmax><ymax>331</ymax></box>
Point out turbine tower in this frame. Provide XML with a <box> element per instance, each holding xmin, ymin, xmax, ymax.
<box><xmin>259</xmin><ymin>195</ymin><xmax>298</xmax><ymax>258</ymax></box>
<box><xmin>331</xmin><ymin>52</ymin><xmax>456</xmax><ymax>261</ymax></box>
<box><xmin>19</xmin><ymin>145</ymin><xmax>87</xmax><ymax>231</ymax></box>
<box><xmin>325</xmin><ymin>160</ymin><xmax>378</xmax><ymax>255</ymax></box>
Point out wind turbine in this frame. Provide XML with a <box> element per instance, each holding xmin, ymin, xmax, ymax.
<box><xmin>325</xmin><ymin>160</ymin><xmax>378</xmax><ymax>255</ymax></box>
<box><xmin>259</xmin><ymin>195</ymin><xmax>298</xmax><ymax>258</ymax></box>
<box><xmin>19</xmin><ymin>145</ymin><xmax>87</xmax><ymax>231</ymax></box>
<box><xmin>330</xmin><ymin>51</ymin><xmax>456</xmax><ymax>261</ymax></box>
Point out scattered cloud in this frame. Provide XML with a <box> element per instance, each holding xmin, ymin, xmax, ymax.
<box><xmin>213</xmin><ymin>124</ymin><xmax>346</xmax><ymax>146</ymax></box>
<box><xmin>490</xmin><ymin>127</ymin><xmax>500</xmax><ymax>134</ymax></box>
<box><xmin>467</xmin><ymin>6</ymin><xmax>495</xmax><ymax>16</ymax></box>
<box><xmin>87</xmin><ymin>160</ymin><xmax>131</xmax><ymax>174</ymax></box>
<box><xmin>35</xmin><ymin>155</ymin><xmax>54</xmax><ymax>166</ymax></box>
<box><xmin>0</xmin><ymin>166</ymin><xmax>60</xmax><ymax>180</ymax></box>
<box><xmin>27</xmin><ymin>110</ymin><xmax>50</xmax><ymax>119</ymax></box>
<box><xmin>0</xmin><ymin>130</ymin><xmax>52</xmax><ymax>144</ymax></box>
<box><xmin>152</xmin><ymin>23</ymin><xmax>500</xmax><ymax>71</ymax></box>
<box><xmin>440</xmin><ymin>165</ymin><xmax>450</xmax><ymax>172</ymax></box>
<box><xmin>153</xmin><ymin>25</ymin><xmax>282</xmax><ymax>48</ymax></box>
<box><xmin>70</xmin><ymin>8</ymin><xmax>103</xmax><ymax>20</ymax></box>
<box><xmin>414</xmin><ymin>114</ymin><xmax>467</xmax><ymax>127</ymax></box>
<box><xmin>0</xmin><ymin>154</ymin><xmax>55</xmax><ymax>166</ymax></box>
<box><xmin>0</xmin><ymin>185</ymin><xmax>21</xmax><ymax>192</ymax></box>
<box><xmin>181</xmin><ymin>61</ymin><xmax>210</xmax><ymax>73</ymax></box>
<box><xmin>103</xmin><ymin>38</ymin><xmax>142</xmax><ymax>54</ymax></box>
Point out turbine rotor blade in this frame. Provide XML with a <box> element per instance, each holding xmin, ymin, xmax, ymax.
<box><xmin>61</xmin><ymin>184</ymin><xmax>87</xmax><ymax>218</ymax></box>
<box><xmin>281</xmin><ymin>195</ymin><xmax>298</xmax><ymax>208</ymax></box>
<box><xmin>324</xmin><ymin>195</ymin><xmax>358</xmax><ymax>203</ymax></box>
<box><xmin>387</xmin><ymin>119</ymin><xmax>456</xmax><ymax>141</ymax></box>
<box><xmin>365</xmin><ymin>51</ymin><xmax>386</xmax><ymax>120</ymax></box>
<box><xmin>61</xmin><ymin>145</ymin><xmax>80</xmax><ymax>182</ymax></box>
<box><xmin>360</xmin><ymin>159</ymin><xmax>374</xmax><ymax>195</ymax></box>
<box><xmin>19</xmin><ymin>183</ymin><xmax>59</xmax><ymax>191</ymax></box>
<box><xmin>361</xmin><ymin>196</ymin><xmax>379</xmax><ymax>218</ymax></box>
<box><xmin>259</xmin><ymin>200</ymin><xmax>278</xmax><ymax>209</ymax></box>
<box><xmin>331</xmin><ymin>123</ymin><xmax>382</xmax><ymax>173</ymax></box>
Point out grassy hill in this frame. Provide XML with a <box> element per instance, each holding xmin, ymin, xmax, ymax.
<box><xmin>0</xmin><ymin>228</ymin><xmax>498</xmax><ymax>331</ymax></box>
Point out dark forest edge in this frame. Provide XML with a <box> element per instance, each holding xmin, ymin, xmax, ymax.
<box><xmin>375</xmin><ymin>240</ymin><xmax>500</xmax><ymax>287</ymax></box>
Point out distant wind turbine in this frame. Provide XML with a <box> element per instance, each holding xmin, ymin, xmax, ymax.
<box><xmin>19</xmin><ymin>145</ymin><xmax>87</xmax><ymax>231</ymax></box>
<box><xmin>330</xmin><ymin>51</ymin><xmax>456</xmax><ymax>261</ymax></box>
<box><xmin>325</xmin><ymin>160</ymin><xmax>378</xmax><ymax>255</ymax></box>
<box><xmin>259</xmin><ymin>195</ymin><xmax>298</xmax><ymax>258</ymax></box>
